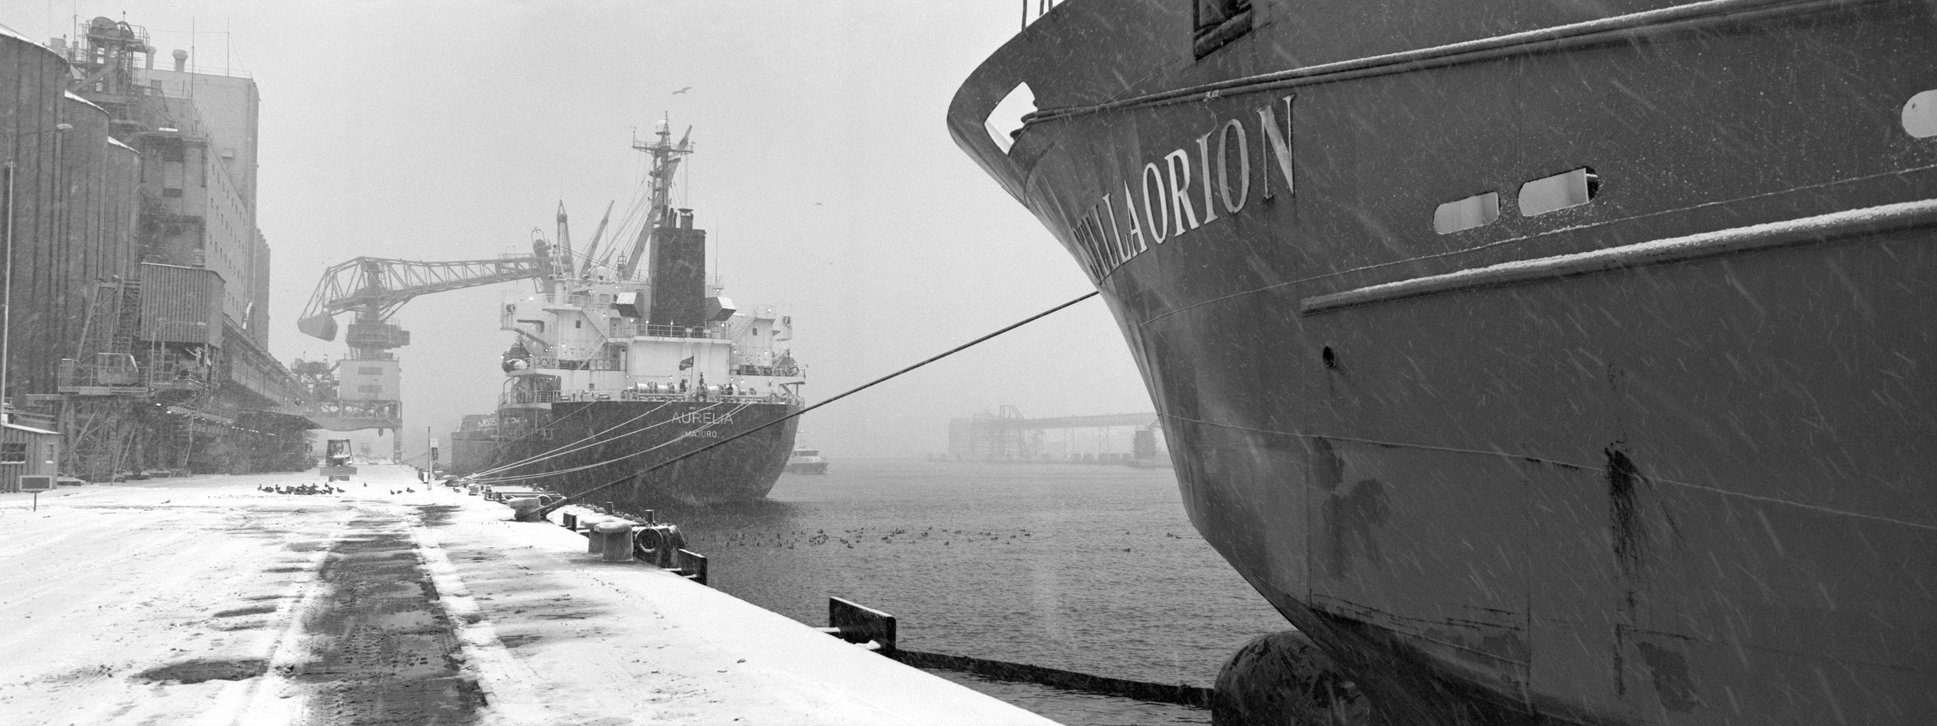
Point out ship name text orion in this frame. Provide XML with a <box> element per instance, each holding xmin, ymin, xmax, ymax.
<box><xmin>1059</xmin><ymin>95</ymin><xmax>1295</xmax><ymax>282</ymax></box>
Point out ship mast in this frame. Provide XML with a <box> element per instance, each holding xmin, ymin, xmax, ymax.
<box><xmin>617</xmin><ymin>118</ymin><xmax>694</xmax><ymax>280</ymax></box>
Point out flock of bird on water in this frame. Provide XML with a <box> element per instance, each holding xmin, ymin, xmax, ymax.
<box><xmin>710</xmin><ymin>526</ymin><xmax>1194</xmax><ymax>552</ymax></box>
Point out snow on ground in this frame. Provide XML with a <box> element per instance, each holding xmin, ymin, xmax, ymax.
<box><xmin>0</xmin><ymin>465</ymin><xmax>1055</xmax><ymax>725</ymax></box>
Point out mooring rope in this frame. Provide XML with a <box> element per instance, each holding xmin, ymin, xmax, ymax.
<box><xmin>461</xmin><ymin>399</ymin><xmax>600</xmax><ymax>473</ymax></box>
<box><xmin>469</xmin><ymin>400</ymin><xmax>684</xmax><ymax>480</ymax></box>
<box><xmin>481</xmin><ymin>401</ymin><xmax>756</xmax><ymax>485</ymax></box>
<box><xmin>527</xmin><ymin>290</ymin><xmax>1101</xmax><ymax>518</ymax></box>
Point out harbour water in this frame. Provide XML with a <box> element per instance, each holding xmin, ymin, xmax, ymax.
<box><xmin>652</xmin><ymin>458</ymin><xmax>1289</xmax><ymax>725</ymax></box>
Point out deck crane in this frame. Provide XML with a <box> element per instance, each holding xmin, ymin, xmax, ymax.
<box><xmin>293</xmin><ymin>240</ymin><xmax>555</xmax><ymax>451</ymax></box>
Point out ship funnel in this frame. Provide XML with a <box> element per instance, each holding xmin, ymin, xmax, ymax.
<box><xmin>172</xmin><ymin>49</ymin><xmax>187</xmax><ymax>72</ymax></box>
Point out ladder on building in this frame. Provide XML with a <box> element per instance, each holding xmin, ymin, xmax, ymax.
<box><xmin>59</xmin><ymin>278</ymin><xmax>146</xmax><ymax>482</ymax></box>
<box><xmin>59</xmin><ymin>278</ymin><xmax>145</xmax><ymax>395</ymax></box>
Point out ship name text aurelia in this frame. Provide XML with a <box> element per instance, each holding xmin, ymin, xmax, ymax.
<box><xmin>676</xmin><ymin>411</ymin><xmax>735</xmax><ymax>426</ymax></box>
<box><xmin>1062</xmin><ymin>95</ymin><xmax>1295</xmax><ymax>282</ymax></box>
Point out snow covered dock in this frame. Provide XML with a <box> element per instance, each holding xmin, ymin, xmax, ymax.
<box><xmin>0</xmin><ymin>465</ymin><xmax>1056</xmax><ymax>725</ymax></box>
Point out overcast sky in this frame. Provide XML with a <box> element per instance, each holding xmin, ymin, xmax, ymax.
<box><xmin>17</xmin><ymin>1</ymin><xmax>1152</xmax><ymax>459</ymax></box>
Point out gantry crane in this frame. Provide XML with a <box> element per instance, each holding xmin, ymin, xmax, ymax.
<box><xmin>296</xmin><ymin>240</ymin><xmax>555</xmax><ymax>355</ymax></box>
<box><xmin>293</xmin><ymin>241</ymin><xmax>555</xmax><ymax>452</ymax></box>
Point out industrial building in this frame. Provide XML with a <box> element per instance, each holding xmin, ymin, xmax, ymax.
<box><xmin>1</xmin><ymin>16</ymin><xmax>309</xmax><ymax>482</ymax></box>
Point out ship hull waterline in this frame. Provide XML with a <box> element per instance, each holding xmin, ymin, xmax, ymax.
<box><xmin>488</xmin><ymin>399</ymin><xmax>800</xmax><ymax>508</ymax></box>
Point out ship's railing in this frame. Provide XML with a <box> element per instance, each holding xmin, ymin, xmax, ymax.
<box><xmin>1020</xmin><ymin>0</ymin><xmax>1068</xmax><ymax>30</ymax></box>
<box><xmin>731</xmin><ymin>364</ymin><xmax>804</xmax><ymax>378</ymax></box>
<box><xmin>505</xmin><ymin>385</ymin><xmax>801</xmax><ymax>407</ymax></box>
<box><xmin>526</xmin><ymin>356</ymin><xmax>623</xmax><ymax>371</ymax></box>
<box><xmin>501</xmin><ymin>389</ymin><xmax>561</xmax><ymax>406</ymax></box>
<box><xmin>632</xmin><ymin>323</ymin><xmax>716</xmax><ymax>339</ymax></box>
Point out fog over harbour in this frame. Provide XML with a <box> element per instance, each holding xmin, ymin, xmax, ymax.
<box><xmin>17</xmin><ymin>2</ymin><xmax>1151</xmax><ymax>460</ymax></box>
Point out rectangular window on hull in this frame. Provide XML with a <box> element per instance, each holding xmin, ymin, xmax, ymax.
<box><xmin>1434</xmin><ymin>192</ymin><xmax>1501</xmax><ymax>234</ymax></box>
<box><xmin>1518</xmin><ymin>167</ymin><xmax>1599</xmax><ymax>217</ymax></box>
<box><xmin>1195</xmin><ymin>0</ymin><xmax>1253</xmax><ymax>58</ymax></box>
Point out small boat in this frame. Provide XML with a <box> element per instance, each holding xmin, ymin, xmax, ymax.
<box><xmin>784</xmin><ymin>446</ymin><xmax>828</xmax><ymax>475</ymax></box>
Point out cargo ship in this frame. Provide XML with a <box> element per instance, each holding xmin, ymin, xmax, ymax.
<box><xmin>480</xmin><ymin>121</ymin><xmax>805</xmax><ymax>506</ymax></box>
<box><xmin>950</xmin><ymin>1</ymin><xmax>1936</xmax><ymax>723</ymax></box>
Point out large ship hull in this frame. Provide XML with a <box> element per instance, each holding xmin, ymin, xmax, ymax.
<box><xmin>952</xmin><ymin>1</ymin><xmax>1935</xmax><ymax>723</ymax></box>
<box><xmin>490</xmin><ymin>399</ymin><xmax>799</xmax><ymax>507</ymax></box>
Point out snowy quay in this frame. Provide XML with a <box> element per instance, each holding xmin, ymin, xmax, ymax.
<box><xmin>0</xmin><ymin>465</ymin><xmax>1056</xmax><ymax>725</ymax></box>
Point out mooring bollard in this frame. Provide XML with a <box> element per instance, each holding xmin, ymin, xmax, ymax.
<box><xmin>562</xmin><ymin>512</ymin><xmax>578</xmax><ymax>530</ymax></box>
<box><xmin>632</xmin><ymin>524</ymin><xmax>685</xmax><ymax>567</ymax></box>
<box><xmin>506</xmin><ymin>497</ymin><xmax>542</xmax><ymax>520</ymax></box>
<box><xmin>594</xmin><ymin>521</ymin><xmax>635</xmax><ymax>563</ymax></box>
<box><xmin>675</xmin><ymin>549</ymin><xmax>708</xmax><ymax>586</ymax></box>
<box><xmin>581</xmin><ymin>516</ymin><xmax>607</xmax><ymax>554</ymax></box>
<box><xmin>819</xmin><ymin>597</ymin><xmax>897</xmax><ymax>657</ymax></box>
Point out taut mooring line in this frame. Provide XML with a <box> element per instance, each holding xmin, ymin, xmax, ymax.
<box><xmin>525</xmin><ymin>289</ymin><xmax>1101</xmax><ymax>519</ymax></box>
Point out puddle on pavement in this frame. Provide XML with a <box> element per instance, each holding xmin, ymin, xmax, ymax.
<box><xmin>133</xmin><ymin>658</ymin><xmax>269</xmax><ymax>685</ymax></box>
<box><xmin>417</xmin><ymin>504</ymin><xmax>462</xmax><ymax>528</ymax></box>
<box><xmin>214</xmin><ymin>605</ymin><xmax>279</xmax><ymax>618</ymax></box>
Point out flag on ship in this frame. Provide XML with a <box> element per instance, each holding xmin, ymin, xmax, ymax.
<box><xmin>679</xmin><ymin>356</ymin><xmax>694</xmax><ymax>370</ymax></box>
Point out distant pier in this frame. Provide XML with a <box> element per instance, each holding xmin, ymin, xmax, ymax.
<box><xmin>947</xmin><ymin>406</ymin><xmax>1167</xmax><ymax>464</ymax></box>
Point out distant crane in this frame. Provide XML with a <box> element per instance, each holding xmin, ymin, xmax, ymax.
<box><xmin>296</xmin><ymin>240</ymin><xmax>554</xmax><ymax>359</ymax></box>
<box><xmin>293</xmin><ymin>241</ymin><xmax>555</xmax><ymax>452</ymax></box>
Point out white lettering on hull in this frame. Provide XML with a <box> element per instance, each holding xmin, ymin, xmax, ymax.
<box><xmin>675</xmin><ymin>411</ymin><xmax>735</xmax><ymax>426</ymax></box>
<box><xmin>1062</xmin><ymin>94</ymin><xmax>1295</xmax><ymax>283</ymax></box>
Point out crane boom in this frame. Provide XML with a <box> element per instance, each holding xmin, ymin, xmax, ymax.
<box><xmin>580</xmin><ymin>200</ymin><xmax>616</xmax><ymax>271</ymax></box>
<box><xmin>555</xmin><ymin>202</ymin><xmax>576</xmax><ymax>279</ymax></box>
<box><xmin>296</xmin><ymin>240</ymin><xmax>553</xmax><ymax>344</ymax></box>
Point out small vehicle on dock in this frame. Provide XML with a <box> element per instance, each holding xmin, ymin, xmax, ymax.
<box><xmin>320</xmin><ymin>438</ymin><xmax>358</xmax><ymax>481</ymax></box>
